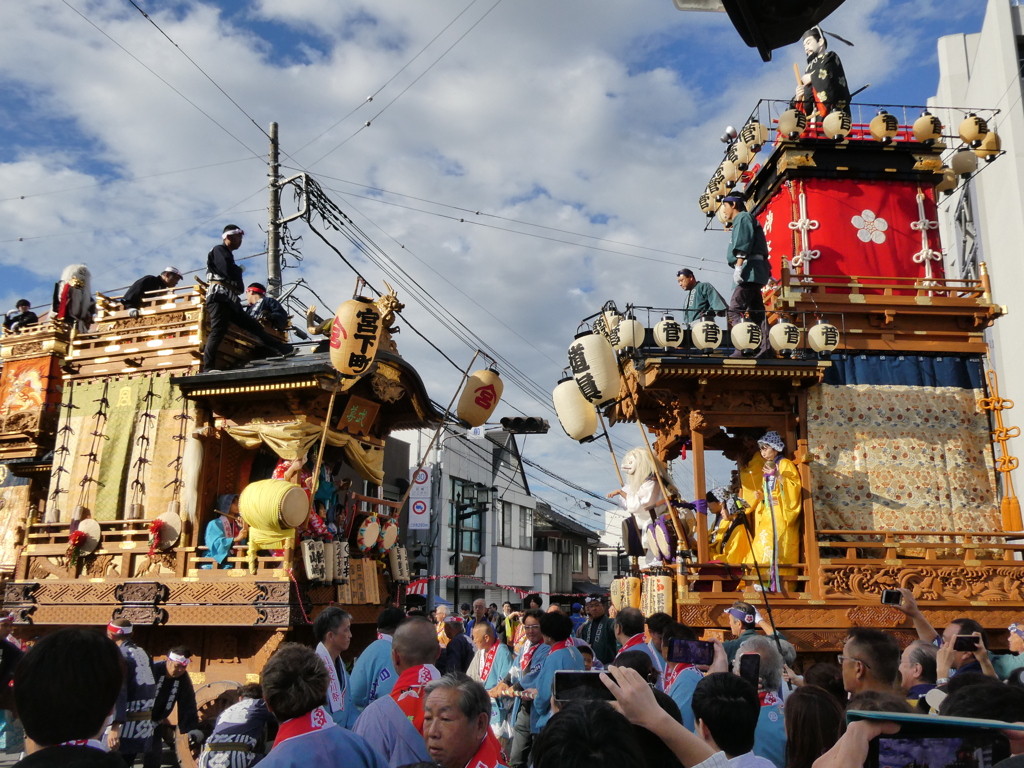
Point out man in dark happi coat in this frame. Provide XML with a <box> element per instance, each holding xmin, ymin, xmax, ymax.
<box><xmin>107</xmin><ymin>619</ymin><xmax>157</xmax><ymax>764</ymax></box>
<box><xmin>142</xmin><ymin>646</ymin><xmax>201</xmax><ymax>768</ymax></box>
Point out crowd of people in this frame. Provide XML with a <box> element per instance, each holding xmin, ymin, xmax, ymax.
<box><xmin>7</xmin><ymin>589</ymin><xmax>1024</xmax><ymax>768</ymax></box>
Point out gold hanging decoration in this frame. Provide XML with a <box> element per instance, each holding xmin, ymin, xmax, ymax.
<box><xmin>979</xmin><ymin>369</ymin><xmax>1022</xmax><ymax>531</ymax></box>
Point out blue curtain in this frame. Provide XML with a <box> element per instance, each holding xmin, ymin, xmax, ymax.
<box><xmin>822</xmin><ymin>354</ymin><xmax>984</xmax><ymax>389</ymax></box>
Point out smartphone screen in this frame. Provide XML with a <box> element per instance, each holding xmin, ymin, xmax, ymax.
<box><xmin>868</xmin><ymin>732</ymin><xmax>1009</xmax><ymax>768</ymax></box>
<box><xmin>553</xmin><ymin>670</ymin><xmax>615</xmax><ymax>702</ymax></box>
<box><xmin>738</xmin><ymin>652</ymin><xmax>760</xmax><ymax>687</ymax></box>
<box><xmin>666</xmin><ymin>639</ymin><xmax>715</xmax><ymax>666</ymax></box>
<box><xmin>880</xmin><ymin>589</ymin><xmax>902</xmax><ymax>605</ymax></box>
<box><xmin>953</xmin><ymin>634</ymin><xmax>979</xmax><ymax>652</ymax></box>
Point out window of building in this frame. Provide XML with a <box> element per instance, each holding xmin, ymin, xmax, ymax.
<box><xmin>520</xmin><ymin>506</ymin><xmax>533</xmax><ymax>549</ymax></box>
<box><xmin>573</xmin><ymin>544</ymin><xmax>583</xmax><ymax>572</ymax></box>
<box><xmin>497</xmin><ymin>501</ymin><xmax>513</xmax><ymax>546</ymax></box>
<box><xmin>449</xmin><ymin>477</ymin><xmax>482</xmax><ymax>555</ymax></box>
<box><xmin>599</xmin><ymin>554</ymin><xmax>610</xmax><ymax>571</ymax></box>
<box><xmin>588</xmin><ymin>549</ymin><xmax>596</xmax><ymax>569</ymax></box>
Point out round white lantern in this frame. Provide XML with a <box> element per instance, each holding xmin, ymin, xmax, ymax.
<box><xmin>935</xmin><ymin>166</ymin><xmax>958</xmax><ymax>195</ymax></box>
<box><xmin>913</xmin><ymin>112</ymin><xmax>943</xmax><ymax>144</ymax></box>
<box><xmin>611</xmin><ymin>317</ymin><xmax>645</xmax><ymax>350</ymax></box>
<box><xmin>740</xmin><ymin>121</ymin><xmax>770</xmax><ymax>152</ymax></box>
<box><xmin>567</xmin><ymin>331</ymin><xmax>619</xmax><ymax>406</ymax></box>
<box><xmin>691</xmin><ymin>320</ymin><xmax>723</xmax><ymax>351</ymax></box>
<box><xmin>769</xmin><ymin>321</ymin><xmax>802</xmax><ymax>352</ymax></box>
<box><xmin>974</xmin><ymin>130</ymin><xmax>1002</xmax><ymax>162</ymax></box>
<box><xmin>457</xmin><ymin>368</ymin><xmax>504</xmax><ymax>427</ymax></box>
<box><xmin>731</xmin><ymin>321</ymin><xmax>763</xmax><ymax>351</ymax></box>
<box><xmin>870</xmin><ymin>111</ymin><xmax>899</xmax><ymax>144</ymax></box>
<box><xmin>949</xmin><ymin>147</ymin><xmax>978</xmax><ymax>176</ymax></box>
<box><xmin>721</xmin><ymin>159</ymin><xmax>741</xmax><ymax>186</ymax></box>
<box><xmin>823</xmin><ymin>110</ymin><xmax>852</xmax><ymax>141</ymax></box>
<box><xmin>959</xmin><ymin>113</ymin><xmax>989</xmax><ymax>148</ymax></box>
<box><xmin>653</xmin><ymin>316</ymin><xmax>683</xmax><ymax>349</ymax></box>
<box><xmin>808</xmin><ymin>321</ymin><xmax>841</xmax><ymax>353</ymax></box>
<box><xmin>778</xmin><ymin>109</ymin><xmax>807</xmax><ymax>140</ymax></box>
<box><xmin>698</xmin><ymin>193</ymin><xmax>720</xmax><ymax>217</ymax></box>
<box><xmin>552</xmin><ymin>377</ymin><xmax>597</xmax><ymax>441</ymax></box>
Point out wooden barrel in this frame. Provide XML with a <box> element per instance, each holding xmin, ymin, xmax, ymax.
<box><xmin>239</xmin><ymin>479</ymin><xmax>308</xmax><ymax>530</ymax></box>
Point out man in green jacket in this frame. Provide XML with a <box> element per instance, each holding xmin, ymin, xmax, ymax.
<box><xmin>721</xmin><ymin>193</ymin><xmax>771</xmax><ymax>357</ymax></box>
<box><xmin>677</xmin><ymin>268</ymin><xmax>727</xmax><ymax>325</ymax></box>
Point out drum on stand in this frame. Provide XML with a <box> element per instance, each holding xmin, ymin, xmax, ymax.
<box><xmin>240</xmin><ymin>479</ymin><xmax>309</xmax><ymax>531</ymax></box>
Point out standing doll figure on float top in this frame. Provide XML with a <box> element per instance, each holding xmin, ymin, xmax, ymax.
<box><xmin>744</xmin><ymin>431</ymin><xmax>802</xmax><ymax>591</ymax></box>
<box><xmin>607</xmin><ymin>448</ymin><xmax>684</xmax><ymax>568</ymax></box>
<box><xmin>794</xmin><ymin>26</ymin><xmax>851</xmax><ymax>118</ymax></box>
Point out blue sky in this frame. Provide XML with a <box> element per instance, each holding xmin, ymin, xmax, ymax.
<box><xmin>0</xmin><ymin>0</ymin><xmax>996</xmax><ymax>526</ymax></box>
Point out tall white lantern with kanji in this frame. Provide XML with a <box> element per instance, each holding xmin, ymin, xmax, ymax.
<box><xmin>567</xmin><ymin>332</ymin><xmax>619</xmax><ymax>407</ymax></box>
<box><xmin>552</xmin><ymin>377</ymin><xmax>598</xmax><ymax>441</ymax></box>
<box><xmin>329</xmin><ymin>297</ymin><xmax>383</xmax><ymax>381</ymax></box>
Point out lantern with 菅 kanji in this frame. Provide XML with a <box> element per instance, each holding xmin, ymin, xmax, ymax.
<box><xmin>611</xmin><ymin>317</ymin><xmax>645</xmax><ymax>351</ymax></box>
<box><xmin>567</xmin><ymin>331</ymin><xmax>619</xmax><ymax>406</ymax></box>
<box><xmin>692</xmin><ymin>320</ymin><xmax>723</xmax><ymax>351</ymax></box>
<box><xmin>653</xmin><ymin>316</ymin><xmax>683</xmax><ymax>349</ymax></box>
<box><xmin>698</xmin><ymin>193</ymin><xmax>720</xmax><ymax>218</ymax></box>
<box><xmin>870</xmin><ymin>110</ymin><xmax>899</xmax><ymax>144</ymax></box>
<box><xmin>913</xmin><ymin>112</ymin><xmax>943</xmax><ymax>145</ymax></box>
<box><xmin>778</xmin><ymin>109</ymin><xmax>806</xmax><ymax>140</ymax></box>
<box><xmin>731</xmin><ymin>321</ymin><xmax>762</xmax><ymax>351</ymax></box>
<box><xmin>808</xmin><ymin>321</ymin><xmax>841</xmax><ymax>354</ymax></box>
<box><xmin>552</xmin><ymin>377</ymin><xmax>597</xmax><ymax>441</ymax></box>
<box><xmin>329</xmin><ymin>297</ymin><xmax>383</xmax><ymax>379</ymax></box>
<box><xmin>959</xmin><ymin>113</ymin><xmax>989</xmax><ymax>148</ymax></box>
<box><xmin>740</xmin><ymin>121</ymin><xmax>769</xmax><ymax>152</ymax></box>
<box><xmin>974</xmin><ymin>130</ymin><xmax>1001</xmax><ymax>162</ymax></box>
<box><xmin>823</xmin><ymin>110</ymin><xmax>852</xmax><ymax>142</ymax></box>
<box><xmin>769</xmin><ymin>321</ymin><xmax>801</xmax><ymax>352</ymax></box>
<box><xmin>457</xmin><ymin>368</ymin><xmax>504</xmax><ymax>427</ymax></box>
<box><xmin>721</xmin><ymin>160</ymin><xmax>741</xmax><ymax>187</ymax></box>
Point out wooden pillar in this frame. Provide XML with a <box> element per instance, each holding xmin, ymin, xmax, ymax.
<box><xmin>795</xmin><ymin>391</ymin><xmax>821</xmax><ymax>599</ymax></box>
<box><xmin>691</xmin><ymin>429</ymin><xmax>710</xmax><ymax>564</ymax></box>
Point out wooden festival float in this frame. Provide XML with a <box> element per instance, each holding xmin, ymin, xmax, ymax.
<box><xmin>557</xmin><ymin>99</ymin><xmax>1024</xmax><ymax>653</ymax></box>
<box><xmin>0</xmin><ymin>277</ymin><xmax>438</xmax><ymax>682</ymax></box>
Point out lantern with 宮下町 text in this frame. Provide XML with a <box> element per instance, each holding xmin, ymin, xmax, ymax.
<box><xmin>329</xmin><ymin>297</ymin><xmax>383</xmax><ymax>381</ymax></box>
<box><xmin>456</xmin><ymin>368</ymin><xmax>504</xmax><ymax>428</ymax></box>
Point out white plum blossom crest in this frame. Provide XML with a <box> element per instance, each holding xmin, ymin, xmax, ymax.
<box><xmin>852</xmin><ymin>210</ymin><xmax>888</xmax><ymax>244</ymax></box>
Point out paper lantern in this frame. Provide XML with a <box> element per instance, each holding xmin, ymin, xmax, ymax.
<box><xmin>731</xmin><ymin>321</ymin><xmax>763</xmax><ymax>351</ymax></box>
<box><xmin>716</xmin><ymin>204</ymin><xmax>731</xmax><ymax>225</ymax></box>
<box><xmin>778</xmin><ymin>109</ymin><xmax>807</xmax><ymax>140</ymax></box>
<box><xmin>769</xmin><ymin>321</ymin><xmax>802</xmax><ymax>352</ymax></box>
<box><xmin>949</xmin><ymin>148</ymin><xmax>978</xmax><ymax>176</ymax></box>
<box><xmin>611</xmin><ymin>317</ymin><xmax>645</xmax><ymax>350</ymax></box>
<box><xmin>457</xmin><ymin>369</ymin><xmax>503</xmax><ymax>427</ymax></box>
<box><xmin>567</xmin><ymin>331</ymin><xmax>619</xmax><ymax>406</ymax></box>
<box><xmin>822</xmin><ymin>110</ymin><xmax>852</xmax><ymax>141</ymax></box>
<box><xmin>974</xmin><ymin>130</ymin><xmax>1001</xmax><ymax>162</ymax></box>
<box><xmin>959</xmin><ymin>113</ymin><xmax>989</xmax><ymax>148</ymax></box>
<box><xmin>653</xmin><ymin>316</ymin><xmax>683</xmax><ymax>349</ymax></box>
<box><xmin>740</xmin><ymin>121</ymin><xmax>770</xmax><ymax>152</ymax></box>
<box><xmin>869</xmin><ymin>111</ymin><xmax>899</xmax><ymax>144</ymax></box>
<box><xmin>707</xmin><ymin>170</ymin><xmax>728</xmax><ymax>200</ymax></box>
<box><xmin>935</xmin><ymin>166</ymin><xmax>958</xmax><ymax>195</ymax></box>
<box><xmin>692</xmin><ymin>320</ymin><xmax>723</xmax><ymax>351</ymax></box>
<box><xmin>913</xmin><ymin>112</ymin><xmax>943</xmax><ymax>144</ymax></box>
<box><xmin>808</xmin><ymin>321</ymin><xmax>841</xmax><ymax>353</ymax></box>
<box><xmin>721</xmin><ymin>159</ymin><xmax>741</xmax><ymax>186</ymax></box>
<box><xmin>329</xmin><ymin>297</ymin><xmax>383</xmax><ymax>379</ymax></box>
<box><xmin>593</xmin><ymin>310</ymin><xmax>621</xmax><ymax>341</ymax></box>
<box><xmin>552</xmin><ymin>377</ymin><xmax>597</xmax><ymax>441</ymax></box>
<box><xmin>734</xmin><ymin>140</ymin><xmax>754</xmax><ymax>169</ymax></box>
<box><xmin>698</xmin><ymin>192</ymin><xmax>720</xmax><ymax>217</ymax></box>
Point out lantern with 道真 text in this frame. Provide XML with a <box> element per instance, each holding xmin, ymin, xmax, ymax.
<box><xmin>731</xmin><ymin>321</ymin><xmax>762</xmax><ymax>351</ymax></box>
<box><xmin>777</xmin><ymin>109</ymin><xmax>806</xmax><ymax>140</ymax></box>
<box><xmin>870</xmin><ymin>110</ymin><xmax>899</xmax><ymax>144</ymax></box>
<box><xmin>329</xmin><ymin>297</ymin><xmax>383</xmax><ymax>379</ymax></box>
<box><xmin>769</xmin><ymin>321</ymin><xmax>801</xmax><ymax>352</ymax></box>
<box><xmin>808</xmin><ymin>320</ymin><xmax>841</xmax><ymax>354</ymax></box>
<box><xmin>974</xmin><ymin>130</ymin><xmax>1001</xmax><ymax>162</ymax></box>
<box><xmin>653</xmin><ymin>316</ymin><xmax>683</xmax><ymax>349</ymax></box>
<box><xmin>456</xmin><ymin>368</ymin><xmax>504</xmax><ymax>427</ymax></box>
<box><xmin>959</xmin><ymin>113</ymin><xmax>989</xmax><ymax>148</ymax></box>
<box><xmin>949</xmin><ymin>148</ymin><xmax>978</xmax><ymax>177</ymax></box>
<box><xmin>692</xmin><ymin>319</ymin><xmax>723</xmax><ymax>351</ymax></box>
<box><xmin>823</xmin><ymin>110</ymin><xmax>852</xmax><ymax>142</ymax></box>
<box><xmin>552</xmin><ymin>377</ymin><xmax>598</xmax><ymax>441</ymax></box>
<box><xmin>740</xmin><ymin>121</ymin><xmax>769</xmax><ymax>152</ymax></box>
<box><xmin>913</xmin><ymin>111</ymin><xmax>943</xmax><ymax>145</ymax></box>
<box><xmin>610</xmin><ymin>317</ymin><xmax>645</xmax><ymax>350</ymax></box>
<box><xmin>567</xmin><ymin>331</ymin><xmax>619</xmax><ymax>407</ymax></box>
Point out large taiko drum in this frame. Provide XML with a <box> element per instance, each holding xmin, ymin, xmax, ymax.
<box><xmin>240</xmin><ymin>479</ymin><xmax>309</xmax><ymax>530</ymax></box>
<box><xmin>378</xmin><ymin>519</ymin><xmax>399</xmax><ymax>551</ymax></box>
<box><xmin>352</xmin><ymin>514</ymin><xmax>381</xmax><ymax>553</ymax></box>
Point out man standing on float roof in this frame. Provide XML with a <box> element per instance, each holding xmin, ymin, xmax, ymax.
<box><xmin>721</xmin><ymin>192</ymin><xmax>770</xmax><ymax>357</ymax></box>
<box><xmin>677</xmin><ymin>268</ymin><xmax>727</xmax><ymax>325</ymax></box>
<box><xmin>795</xmin><ymin>26</ymin><xmax>851</xmax><ymax>117</ymax></box>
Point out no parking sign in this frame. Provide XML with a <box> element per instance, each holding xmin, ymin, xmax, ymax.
<box><xmin>408</xmin><ymin>468</ymin><xmax>431</xmax><ymax>530</ymax></box>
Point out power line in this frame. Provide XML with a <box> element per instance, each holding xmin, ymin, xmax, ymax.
<box><xmin>306</xmin><ymin>0</ymin><xmax>505</xmax><ymax>169</ymax></box>
<box><xmin>59</xmin><ymin>0</ymin><xmax>263</xmax><ymax>160</ymax></box>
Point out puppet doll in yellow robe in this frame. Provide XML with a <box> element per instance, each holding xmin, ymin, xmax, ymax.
<box><xmin>743</xmin><ymin>431</ymin><xmax>802</xmax><ymax>590</ymax></box>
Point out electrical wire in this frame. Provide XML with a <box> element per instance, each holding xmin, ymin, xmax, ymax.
<box><xmin>58</xmin><ymin>0</ymin><xmax>263</xmax><ymax>160</ymax></box>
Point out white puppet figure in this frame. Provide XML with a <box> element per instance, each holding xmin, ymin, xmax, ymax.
<box><xmin>607</xmin><ymin>447</ymin><xmax>679</xmax><ymax>568</ymax></box>
<box><xmin>52</xmin><ymin>263</ymin><xmax>95</xmax><ymax>333</ymax></box>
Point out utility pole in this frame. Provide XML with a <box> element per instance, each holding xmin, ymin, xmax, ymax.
<box><xmin>267</xmin><ymin>122</ymin><xmax>282</xmax><ymax>298</ymax></box>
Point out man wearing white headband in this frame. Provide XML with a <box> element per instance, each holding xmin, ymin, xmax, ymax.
<box><xmin>203</xmin><ymin>224</ymin><xmax>295</xmax><ymax>371</ymax></box>
<box><xmin>106</xmin><ymin>618</ymin><xmax>158</xmax><ymax>763</ymax></box>
<box><xmin>142</xmin><ymin>646</ymin><xmax>202</xmax><ymax>768</ymax></box>
<box><xmin>121</xmin><ymin>266</ymin><xmax>183</xmax><ymax>316</ymax></box>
